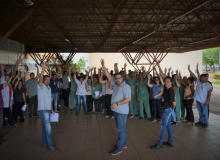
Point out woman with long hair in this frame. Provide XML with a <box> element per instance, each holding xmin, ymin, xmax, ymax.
<box><xmin>13</xmin><ymin>77</ymin><xmax>26</xmax><ymax>123</ymax></box>
<box><xmin>147</xmin><ymin>75</ymin><xmax>164</xmax><ymax>123</ymax></box>
<box><xmin>179</xmin><ymin>72</ymin><xmax>195</xmax><ymax>124</ymax></box>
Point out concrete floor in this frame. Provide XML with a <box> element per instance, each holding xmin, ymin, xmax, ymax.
<box><xmin>0</xmin><ymin>97</ymin><xmax>220</xmax><ymax>160</ymax></box>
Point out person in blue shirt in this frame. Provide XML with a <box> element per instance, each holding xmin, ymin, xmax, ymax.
<box><xmin>188</xmin><ymin>64</ymin><xmax>212</xmax><ymax>128</ymax></box>
<box><xmin>147</xmin><ymin>74</ymin><xmax>164</xmax><ymax>123</ymax></box>
<box><xmin>101</xmin><ymin>59</ymin><xmax>131</xmax><ymax>156</ymax></box>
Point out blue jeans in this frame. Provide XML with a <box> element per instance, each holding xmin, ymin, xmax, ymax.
<box><xmin>158</xmin><ymin>108</ymin><xmax>173</xmax><ymax>145</ymax></box>
<box><xmin>51</xmin><ymin>93</ymin><xmax>58</xmax><ymax>111</ymax></box>
<box><xmin>114</xmin><ymin>112</ymin><xmax>128</xmax><ymax>150</ymax></box>
<box><xmin>196</xmin><ymin>101</ymin><xmax>209</xmax><ymax>124</ymax></box>
<box><xmin>94</xmin><ymin>98</ymin><xmax>101</xmax><ymax>113</ymax></box>
<box><xmin>76</xmin><ymin>95</ymin><xmax>88</xmax><ymax>113</ymax></box>
<box><xmin>38</xmin><ymin>110</ymin><xmax>53</xmax><ymax>148</ymax></box>
<box><xmin>171</xmin><ymin>109</ymin><xmax>176</xmax><ymax>122</ymax></box>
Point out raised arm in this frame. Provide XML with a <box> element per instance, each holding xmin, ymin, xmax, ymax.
<box><xmin>35</xmin><ymin>64</ymin><xmax>40</xmax><ymax>79</ymax></box>
<box><xmin>99</xmin><ymin>72</ymin><xmax>107</xmax><ymax>84</ymax></box>
<box><xmin>175</xmin><ymin>77</ymin><xmax>181</xmax><ymax>88</ymax></box>
<box><xmin>159</xmin><ymin>75</ymin><xmax>164</xmax><ymax>86</ymax></box>
<box><xmin>14</xmin><ymin>76</ymin><xmax>21</xmax><ymax>90</ymax></box>
<box><xmin>147</xmin><ymin>74</ymin><xmax>153</xmax><ymax>88</ymax></box>
<box><xmin>90</xmin><ymin>67</ymin><xmax>94</xmax><ymax>82</ymax></box>
<box><xmin>179</xmin><ymin>71</ymin><xmax>186</xmax><ymax>86</ymax></box>
<box><xmin>196</xmin><ymin>63</ymin><xmax>200</xmax><ymax>79</ymax></box>
<box><xmin>38</xmin><ymin>63</ymin><xmax>47</xmax><ymax>87</ymax></box>
<box><xmin>3</xmin><ymin>72</ymin><xmax>14</xmax><ymax>88</ymax></box>
<box><xmin>12</xmin><ymin>73</ymin><xmax>19</xmax><ymax>86</ymax></box>
<box><xmin>48</xmin><ymin>65</ymin><xmax>52</xmax><ymax>79</ymax></box>
<box><xmin>114</xmin><ymin>63</ymin><xmax>119</xmax><ymax>74</ymax></box>
<box><xmin>100</xmin><ymin>59</ymin><xmax>112</xmax><ymax>81</ymax></box>
<box><xmin>164</xmin><ymin>68</ymin><xmax>167</xmax><ymax>76</ymax></box>
<box><xmin>124</xmin><ymin>63</ymin><xmax>129</xmax><ymax>79</ymax></box>
<box><xmin>156</xmin><ymin>61</ymin><xmax>166</xmax><ymax>79</ymax></box>
<box><xmin>68</xmin><ymin>66</ymin><xmax>72</xmax><ymax>79</ymax></box>
<box><xmin>188</xmin><ymin>65</ymin><xmax>196</xmax><ymax>79</ymax></box>
<box><xmin>1</xmin><ymin>64</ymin><xmax>4</xmax><ymax>78</ymax></box>
<box><xmin>167</xmin><ymin>67</ymin><xmax>171</xmax><ymax>77</ymax></box>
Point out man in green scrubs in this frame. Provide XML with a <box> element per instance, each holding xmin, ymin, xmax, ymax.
<box><xmin>124</xmin><ymin>63</ymin><xmax>138</xmax><ymax>118</ymax></box>
<box><xmin>136</xmin><ymin>72</ymin><xmax>151</xmax><ymax>120</ymax></box>
<box><xmin>69</xmin><ymin>66</ymin><xmax>78</xmax><ymax>112</ymax></box>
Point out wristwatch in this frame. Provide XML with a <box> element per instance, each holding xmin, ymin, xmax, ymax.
<box><xmin>116</xmin><ymin>102</ymin><xmax>118</xmax><ymax>106</ymax></box>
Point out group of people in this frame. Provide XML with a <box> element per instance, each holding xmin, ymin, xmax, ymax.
<box><xmin>0</xmin><ymin>58</ymin><xmax>213</xmax><ymax>155</ymax></box>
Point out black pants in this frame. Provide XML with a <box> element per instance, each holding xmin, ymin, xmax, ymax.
<box><xmin>13</xmin><ymin>101</ymin><xmax>24</xmax><ymax>123</ymax></box>
<box><xmin>102</xmin><ymin>95</ymin><xmax>106</xmax><ymax>111</ymax></box>
<box><xmin>3</xmin><ymin>107</ymin><xmax>15</xmax><ymax>126</ymax></box>
<box><xmin>63</xmin><ymin>88</ymin><xmax>70</xmax><ymax>108</ymax></box>
<box><xmin>149</xmin><ymin>98</ymin><xmax>153</xmax><ymax>116</ymax></box>
<box><xmin>86</xmin><ymin>95</ymin><xmax>93</xmax><ymax>112</ymax></box>
<box><xmin>152</xmin><ymin>99</ymin><xmax>162</xmax><ymax>119</ymax></box>
<box><xmin>28</xmin><ymin>95</ymin><xmax>38</xmax><ymax>117</ymax></box>
<box><xmin>185</xmin><ymin>99</ymin><xmax>194</xmax><ymax>122</ymax></box>
<box><xmin>106</xmin><ymin>94</ymin><xmax>114</xmax><ymax>116</ymax></box>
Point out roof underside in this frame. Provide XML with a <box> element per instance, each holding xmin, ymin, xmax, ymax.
<box><xmin>0</xmin><ymin>0</ymin><xmax>220</xmax><ymax>53</ymax></box>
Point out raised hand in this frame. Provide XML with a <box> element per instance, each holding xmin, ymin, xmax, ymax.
<box><xmin>16</xmin><ymin>60</ymin><xmax>19</xmax><ymax>66</ymax></box>
<box><xmin>188</xmin><ymin>65</ymin><xmax>190</xmax><ymax>71</ymax></box>
<box><xmin>100</xmin><ymin>59</ymin><xmax>104</xmax><ymax>66</ymax></box>
<box><xmin>171</xmin><ymin>70</ymin><xmax>173</xmax><ymax>75</ymax></box>
<box><xmin>42</xmin><ymin>63</ymin><xmax>47</xmax><ymax>70</ymax></box>
<box><xmin>35</xmin><ymin>64</ymin><xmax>38</xmax><ymax>68</ymax></box>
<box><xmin>196</xmin><ymin>63</ymin><xmax>198</xmax><ymax>69</ymax></box>
<box><xmin>0</xmin><ymin>64</ymin><xmax>4</xmax><ymax>69</ymax></box>
<box><xmin>148</xmin><ymin>74</ymin><xmax>151</xmax><ymax>79</ymax></box>
<box><xmin>124</xmin><ymin>63</ymin><xmax>127</xmax><ymax>68</ymax></box>
<box><xmin>164</xmin><ymin>68</ymin><xmax>167</xmax><ymax>73</ymax></box>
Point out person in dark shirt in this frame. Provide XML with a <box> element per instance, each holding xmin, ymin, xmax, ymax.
<box><xmin>151</xmin><ymin>77</ymin><xmax>176</xmax><ymax>149</ymax></box>
<box><xmin>13</xmin><ymin>77</ymin><xmax>26</xmax><ymax>123</ymax></box>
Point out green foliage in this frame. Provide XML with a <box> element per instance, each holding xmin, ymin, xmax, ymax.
<box><xmin>50</xmin><ymin>55</ymin><xmax>86</xmax><ymax>73</ymax></box>
<box><xmin>202</xmin><ymin>47</ymin><xmax>219</xmax><ymax>66</ymax></box>
<box><xmin>76</xmin><ymin>56</ymin><xmax>86</xmax><ymax>73</ymax></box>
<box><xmin>211</xmin><ymin>81</ymin><xmax>220</xmax><ymax>85</ymax></box>
<box><xmin>213</xmin><ymin>72</ymin><xmax>220</xmax><ymax>80</ymax></box>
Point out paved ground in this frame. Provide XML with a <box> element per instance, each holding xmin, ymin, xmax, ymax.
<box><xmin>207</xmin><ymin>87</ymin><xmax>220</xmax><ymax>116</ymax></box>
<box><xmin>0</xmin><ymin>100</ymin><xmax>220</xmax><ymax>160</ymax></box>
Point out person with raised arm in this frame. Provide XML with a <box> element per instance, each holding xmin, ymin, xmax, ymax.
<box><xmin>124</xmin><ymin>63</ymin><xmax>138</xmax><ymax>118</ymax></box>
<box><xmin>25</xmin><ymin>63</ymin><xmax>40</xmax><ymax>118</ymax></box>
<box><xmin>99</xmin><ymin>70</ymin><xmax>114</xmax><ymax>118</ymax></box>
<box><xmin>179</xmin><ymin>71</ymin><xmax>194</xmax><ymax>124</ymax></box>
<box><xmin>99</xmin><ymin>68</ymin><xmax>107</xmax><ymax>114</ymax></box>
<box><xmin>147</xmin><ymin>73</ymin><xmax>164</xmax><ymax>123</ymax></box>
<box><xmin>13</xmin><ymin>72</ymin><xmax>26</xmax><ymax>123</ymax></box>
<box><xmin>136</xmin><ymin>71</ymin><xmax>151</xmax><ymax>120</ymax></box>
<box><xmin>1</xmin><ymin>64</ymin><xmax>17</xmax><ymax>127</ymax></box>
<box><xmin>189</xmin><ymin>64</ymin><xmax>212</xmax><ymax>128</ymax></box>
<box><xmin>101</xmin><ymin>59</ymin><xmax>131</xmax><ymax>155</ymax></box>
<box><xmin>91</xmin><ymin>68</ymin><xmax>102</xmax><ymax>114</ymax></box>
<box><xmin>86</xmin><ymin>68</ymin><xmax>93</xmax><ymax>113</ymax></box>
<box><xmin>170</xmin><ymin>70</ymin><xmax>181</xmax><ymax>125</ymax></box>
<box><xmin>151</xmin><ymin>77</ymin><xmax>176</xmax><ymax>150</ymax></box>
<box><xmin>49</xmin><ymin>65</ymin><xmax>61</xmax><ymax>113</ymax></box>
<box><xmin>0</xmin><ymin>68</ymin><xmax>16</xmax><ymax>144</ymax></box>
<box><xmin>37</xmin><ymin>63</ymin><xmax>58</xmax><ymax>151</ymax></box>
<box><xmin>74</xmin><ymin>68</ymin><xmax>89</xmax><ymax>115</ymax></box>
<box><xmin>69</xmin><ymin>64</ymin><xmax>78</xmax><ymax>112</ymax></box>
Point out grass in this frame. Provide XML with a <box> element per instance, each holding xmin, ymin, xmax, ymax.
<box><xmin>211</xmin><ymin>81</ymin><xmax>220</xmax><ymax>85</ymax></box>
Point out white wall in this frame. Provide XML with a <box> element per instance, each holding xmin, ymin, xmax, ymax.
<box><xmin>89</xmin><ymin>50</ymin><xmax>202</xmax><ymax>76</ymax></box>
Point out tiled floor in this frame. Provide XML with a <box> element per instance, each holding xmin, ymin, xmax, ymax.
<box><xmin>0</xmin><ymin>103</ymin><xmax>220</xmax><ymax>160</ymax></box>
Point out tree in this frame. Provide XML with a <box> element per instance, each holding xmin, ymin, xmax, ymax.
<box><xmin>76</xmin><ymin>56</ymin><xmax>86</xmax><ymax>73</ymax></box>
<box><xmin>203</xmin><ymin>47</ymin><xmax>219</xmax><ymax>71</ymax></box>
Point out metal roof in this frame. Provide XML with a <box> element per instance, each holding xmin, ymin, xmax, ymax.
<box><xmin>0</xmin><ymin>0</ymin><xmax>220</xmax><ymax>53</ymax></box>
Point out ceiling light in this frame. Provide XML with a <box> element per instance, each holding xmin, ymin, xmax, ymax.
<box><xmin>25</xmin><ymin>0</ymin><xmax>34</xmax><ymax>5</ymax></box>
<box><xmin>65</xmin><ymin>39</ymin><xmax>70</xmax><ymax>42</ymax></box>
